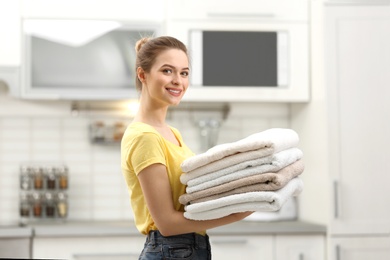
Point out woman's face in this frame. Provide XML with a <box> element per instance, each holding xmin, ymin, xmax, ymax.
<box><xmin>142</xmin><ymin>49</ymin><xmax>190</xmax><ymax>106</ymax></box>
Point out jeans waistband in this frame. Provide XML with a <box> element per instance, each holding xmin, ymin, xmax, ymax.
<box><xmin>147</xmin><ymin>230</ymin><xmax>209</xmax><ymax>249</ymax></box>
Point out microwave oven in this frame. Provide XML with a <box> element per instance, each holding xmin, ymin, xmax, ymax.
<box><xmin>168</xmin><ymin>21</ymin><xmax>309</xmax><ymax>102</ymax></box>
<box><xmin>190</xmin><ymin>30</ymin><xmax>289</xmax><ymax>88</ymax></box>
<box><xmin>21</xmin><ymin>19</ymin><xmax>161</xmax><ymax>100</ymax></box>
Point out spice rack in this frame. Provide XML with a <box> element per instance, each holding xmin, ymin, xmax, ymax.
<box><xmin>19</xmin><ymin>164</ymin><xmax>69</xmax><ymax>225</ymax></box>
<box><xmin>89</xmin><ymin>120</ymin><xmax>126</xmax><ymax>144</ymax></box>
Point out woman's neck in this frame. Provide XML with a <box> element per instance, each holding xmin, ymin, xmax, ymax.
<box><xmin>134</xmin><ymin>103</ymin><xmax>168</xmax><ymax>128</ymax></box>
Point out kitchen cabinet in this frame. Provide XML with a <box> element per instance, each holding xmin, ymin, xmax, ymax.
<box><xmin>211</xmin><ymin>234</ymin><xmax>325</xmax><ymax>260</ymax></box>
<box><xmin>275</xmin><ymin>235</ymin><xmax>325</xmax><ymax>260</ymax></box>
<box><xmin>33</xmin><ymin>236</ymin><xmax>145</xmax><ymax>260</ymax></box>
<box><xmin>0</xmin><ymin>227</ymin><xmax>32</xmax><ymax>259</ymax></box>
<box><xmin>0</xmin><ymin>237</ymin><xmax>31</xmax><ymax>259</ymax></box>
<box><xmin>34</xmin><ymin>234</ymin><xmax>326</xmax><ymax>260</ymax></box>
<box><xmin>165</xmin><ymin>0</ymin><xmax>310</xmax><ymax>103</ymax></box>
<box><xmin>21</xmin><ymin>0</ymin><xmax>165</xmax><ymax>22</ymax></box>
<box><xmin>166</xmin><ymin>0</ymin><xmax>308</xmax><ymax>21</ymax></box>
<box><xmin>325</xmin><ymin>3</ymin><xmax>390</xmax><ymax>259</ymax></box>
<box><xmin>30</xmin><ymin>221</ymin><xmax>326</xmax><ymax>260</ymax></box>
<box><xmin>331</xmin><ymin>237</ymin><xmax>390</xmax><ymax>260</ymax></box>
<box><xmin>210</xmin><ymin>235</ymin><xmax>273</xmax><ymax>259</ymax></box>
<box><xmin>0</xmin><ymin>1</ymin><xmax>21</xmax><ymax>66</ymax></box>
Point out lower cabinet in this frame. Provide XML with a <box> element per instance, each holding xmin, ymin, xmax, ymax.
<box><xmin>32</xmin><ymin>233</ymin><xmax>325</xmax><ymax>260</ymax></box>
<box><xmin>0</xmin><ymin>237</ymin><xmax>31</xmax><ymax>259</ymax></box>
<box><xmin>331</xmin><ymin>236</ymin><xmax>390</xmax><ymax>260</ymax></box>
<box><xmin>275</xmin><ymin>235</ymin><xmax>325</xmax><ymax>260</ymax></box>
<box><xmin>33</xmin><ymin>235</ymin><xmax>145</xmax><ymax>260</ymax></box>
<box><xmin>210</xmin><ymin>234</ymin><xmax>325</xmax><ymax>260</ymax></box>
<box><xmin>210</xmin><ymin>235</ymin><xmax>273</xmax><ymax>259</ymax></box>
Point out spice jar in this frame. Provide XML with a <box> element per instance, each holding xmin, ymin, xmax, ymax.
<box><xmin>92</xmin><ymin>121</ymin><xmax>106</xmax><ymax>142</ymax></box>
<box><xmin>56</xmin><ymin>192</ymin><xmax>68</xmax><ymax>218</ymax></box>
<box><xmin>32</xmin><ymin>192</ymin><xmax>42</xmax><ymax>217</ymax></box>
<box><xmin>44</xmin><ymin>192</ymin><xmax>56</xmax><ymax>217</ymax></box>
<box><xmin>32</xmin><ymin>167</ymin><xmax>44</xmax><ymax>190</ymax></box>
<box><xmin>19</xmin><ymin>192</ymin><xmax>31</xmax><ymax>217</ymax></box>
<box><xmin>45</xmin><ymin>167</ymin><xmax>56</xmax><ymax>190</ymax></box>
<box><xmin>113</xmin><ymin>122</ymin><xmax>126</xmax><ymax>141</ymax></box>
<box><xmin>57</xmin><ymin>166</ymin><xmax>69</xmax><ymax>190</ymax></box>
<box><xmin>20</xmin><ymin>166</ymin><xmax>32</xmax><ymax>190</ymax></box>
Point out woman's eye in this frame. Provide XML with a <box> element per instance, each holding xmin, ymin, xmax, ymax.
<box><xmin>181</xmin><ymin>71</ymin><xmax>189</xmax><ymax>77</ymax></box>
<box><xmin>163</xmin><ymin>69</ymin><xmax>172</xmax><ymax>74</ymax></box>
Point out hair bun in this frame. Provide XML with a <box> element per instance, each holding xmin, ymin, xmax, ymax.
<box><xmin>135</xmin><ymin>37</ymin><xmax>151</xmax><ymax>53</ymax></box>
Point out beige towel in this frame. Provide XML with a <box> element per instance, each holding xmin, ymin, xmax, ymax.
<box><xmin>185</xmin><ymin>148</ymin><xmax>302</xmax><ymax>194</ymax></box>
<box><xmin>181</xmin><ymin>128</ymin><xmax>299</xmax><ymax>173</ymax></box>
<box><xmin>185</xmin><ymin>148</ymin><xmax>302</xmax><ymax>187</ymax></box>
<box><xmin>183</xmin><ymin>177</ymin><xmax>304</xmax><ymax>220</ymax></box>
<box><xmin>180</xmin><ymin>148</ymin><xmax>274</xmax><ymax>185</ymax></box>
<box><xmin>179</xmin><ymin>159</ymin><xmax>304</xmax><ymax>205</ymax></box>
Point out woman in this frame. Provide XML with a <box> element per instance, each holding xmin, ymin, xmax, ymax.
<box><xmin>121</xmin><ymin>36</ymin><xmax>253</xmax><ymax>260</ymax></box>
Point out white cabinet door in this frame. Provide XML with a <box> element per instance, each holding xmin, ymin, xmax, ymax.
<box><xmin>21</xmin><ymin>0</ymin><xmax>165</xmax><ymax>21</ymax></box>
<box><xmin>0</xmin><ymin>1</ymin><xmax>21</xmax><ymax>66</ymax></box>
<box><xmin>332</xmin><ymin>236</ymin><xmax>390</xmax><ymax>260</ymax></box>
<box><xmin>275</xmin><ymin>235</ymin><xmax>325</xmax><ymax>260</ymax></box>
<box><xmin>166</xmin><ymin>0</ymin><xmax>308</xmax><ymax>21</ymax></box>
<box><xmin>210</xmin><ymin>235</ymin><xmax>273</xmax><ymax>260</ymax></box>
<box><xmin>325</xmin><ymin>5</ymin><xmax>390</xmax><ymax>235</ymax></box>
<box><xmin>33</xmin><ymin>236</ymin><xmax>145</xmax><ymax>260</ymax></box>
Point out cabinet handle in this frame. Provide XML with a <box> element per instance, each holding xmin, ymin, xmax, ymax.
<box><xmin>335</xmin><ymin>244</ymin><xmax>341</xmax><ymax>260</ymax></box>
<box><xmin>333</xmin><ymin>180</ymin><xmax>339</xmax><ymax>218</ymax></box>
<box><xmin>212</xmin><ymin>239</ymin><xmax>248</xmax><ymax>245</ymax></box>
<box><xmin>207</xmin><ymin>12</ymin><xmax>275</xmax><ymax>18</ymax></box>
<box><xmin>73</xmin><ymin>253</ymin><xmax>139</xmax><ymax>259</ymax></box>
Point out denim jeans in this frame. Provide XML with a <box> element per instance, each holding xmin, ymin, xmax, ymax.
<box><xmin>139</xmin><ymin>230</ymin><xmax>211</xmax><ymax>260</ymax></box>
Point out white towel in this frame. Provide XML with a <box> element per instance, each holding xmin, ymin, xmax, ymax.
<box><xmin>185</xmin><ymin>148</ymin><xmax>303</xmax><ymax>187</ymax></box>
<box><xmin>180</xmin><ymin>149</ymin><xmax>275</xmax><ymax>184</ymax></box>
<box><xmin>184</xmin><ymin>178</ymin><xmax>303</xmax><ymax>220</ymax></box>
<box><xmin>181</xmin><ymin>128</ymin><xmax>299</xmax><ymax>173</ymax></box>
<box><xmin>185</xmin><ymin>148</ymin><xmax>303</xmax><ymax>194</ymax></box>
<box><xmin>244</xmin><ymin>197</ymin><xmax>298</xmax><ymax>222</ymax></box>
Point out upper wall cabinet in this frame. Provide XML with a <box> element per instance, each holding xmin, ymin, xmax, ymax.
<box><xmin>166</xmin><ymin>0</ymin><xmax>309</xmax><ymax>21</ymax></box>
<box><xmin>21</xmin><ymin>0</ymin><xmax>165</xmax><ymax>22</ymax></box>
<box><xmin>17</xmin><ymin>19</ymin><xmax>161</xmax><ymax>100</ymax></box>
<box><xmin>0</xmin><ymin>1</ymin><xmax>21</xmax><ymax>66</ymax></box>
<box><xmin>165</xmin><ymin>0</ymin><xmax>310</xmax><ymax>102</ymax></box>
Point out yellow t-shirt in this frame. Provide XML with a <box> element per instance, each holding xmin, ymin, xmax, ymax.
<box><xmin>121</xmin><ymin>122</ymin><xmax>196</xmax><ymax>235</ymax></box>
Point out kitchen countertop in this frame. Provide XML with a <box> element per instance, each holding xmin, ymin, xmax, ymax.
<box><xmin>0</xmin><ymin>220</ymin><xmax>326</xmax><ymax>238</ymax></box>
<box><xmin>0</xmin><ymin>226</ymin><xmax>32</xmax><ymax>238</ymax></box>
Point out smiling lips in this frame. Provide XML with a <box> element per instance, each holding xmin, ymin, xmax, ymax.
<box><xmin>167</xmin><ymin>88</ymin><xmax>182</xmax><ymax>97</ymax></box>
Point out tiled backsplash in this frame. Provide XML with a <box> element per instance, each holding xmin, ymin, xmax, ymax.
<box><xmin>0</xmin><ymin>102</ymin><xmax>290</xmax><ymax>225</ymax></box>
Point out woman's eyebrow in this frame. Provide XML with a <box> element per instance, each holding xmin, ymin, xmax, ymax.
<box><xmin>161</xmin><ymin>64</ymin><xmax>190</xmax><ymax>71</ymax></box>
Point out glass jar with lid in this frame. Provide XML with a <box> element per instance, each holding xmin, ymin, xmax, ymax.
<box><xmin>20</xmin><ymin>191</ymin><xmax>31</xmax><ymax>218</ymax></box>
<box><xmin>32</xmin><ymin>167</ymin><xmax>44</xmax><ymax>190</ymax></box>
<box><xmin>56</xmin><ymin>165</ymin><xmax>69</xmax><ymax>190</ymax></box>
<box><xmin>32</xmin><ymin>191</ymin><xmax>42</xmax><ymax>218</ymax></box>
<box><xmin>44</xmin><ymin>192</ymin><xmax>56</xmax><ymax>218</ymax></box>
<box><xmin>20</xmin><ymin>166</ymin><xmax>32</xmax><ymax>190</ymax></box>
<box><xmin>44</xmin><ymin>166</ymin><xmax>56</xmax><ymax>190</ymax></box>
<box><xmin>56</xmin><ymin>192</ymin><xmax>68</xmax><ymax>218</ymax></box>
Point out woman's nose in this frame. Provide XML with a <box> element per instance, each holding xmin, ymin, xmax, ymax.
<box><xmin>172</xmin><ymin>73</ymin><xmax>181</xmax><ymax>85</ymax></box>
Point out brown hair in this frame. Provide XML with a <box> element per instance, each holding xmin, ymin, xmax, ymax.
<box><xmin>134</xmin><ymin>36</ymin><xmax>189</xmax><ymax>91</ymax></box>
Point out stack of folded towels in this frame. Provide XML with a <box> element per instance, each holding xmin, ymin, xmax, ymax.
<box><xmin>179</xmin><ymin>128</ymin><xmax>304</xmax><ymax>221</ymax></box>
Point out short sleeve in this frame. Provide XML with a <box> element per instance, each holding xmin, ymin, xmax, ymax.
<box><xmin>129</xmin><ymin>132</ymin><xmax>166</xmax><ymax>175</ymax></box>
